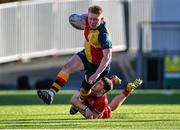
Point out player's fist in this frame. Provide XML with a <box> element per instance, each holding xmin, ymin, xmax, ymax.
<box><xmin>85</xmin><ymin>107</ymin><xmax>94</xmax><ymax>119</ymax></box>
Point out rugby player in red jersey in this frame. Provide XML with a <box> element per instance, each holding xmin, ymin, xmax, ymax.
<box><xmin>70</xmin><ymin>76</ymin><xmax>143</xmax><ymax>119</ymax></box>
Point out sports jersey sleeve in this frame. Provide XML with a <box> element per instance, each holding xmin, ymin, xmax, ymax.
<box><xmin>99</xmin><ymin>32</ymin><xmax>112</xmax><ymax>49</ymax></box>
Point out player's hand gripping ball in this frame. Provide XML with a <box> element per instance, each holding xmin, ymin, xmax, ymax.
<box><xmin>69</xmin><ymin>14</ymin><xmax>85</xmax><ymax>30</ymax></box>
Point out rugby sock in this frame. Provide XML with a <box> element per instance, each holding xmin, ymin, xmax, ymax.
<box><xmin>49</xmin><ymin>72</ymin><xmax>68</xmax><ymax>95</ymax></box>
<box><xmin>122</xmin><ymin>82</ymin><xmax>135</xmax><ymax>97</ymax></box>
<box><xmin>122</xmin><ymin>89</ymin><xmax>131</xmax><ymax>97</ymax></box>
<box><xmin>79</xmin><ymin>89</ymin><xmax>91</xmax><ymax>102</ymax></box>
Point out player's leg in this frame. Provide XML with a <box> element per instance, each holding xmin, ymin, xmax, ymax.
<box><xmin>69</xmin><ymin>105</ymin><xmax>79</xmax><ymax>115</ymax></box>
<box><xmin>37</xmin><ymin>54</ymin><xmax>84</xmax><ymax>104</ymax></box>
<box><xmin>70</xmin><ymin>91</ymin><xmax>90</xmax><ymax>118</ymax></box>
<box><xmin>109</xmin><ymin>79</ymin><xmax>143</xmax><ymax>111</ymax></box>
<box><xmin>79</xmin><ymin>65</ymin><xmax>110</xmax><ymax>102</ymax></box>
<box><xmin>69</xmin><ymin>91</ymin><xmax>80</xmax><ymax>115</ymax></box>
<box><xmin>70</xmin><ymin>91</ymin><xmax>89</xmax><ymax>115</ymax></box>
<box><xmin>79</xmin><ymin>87</ymin><xmax>92</xmax><ymax>102</ymax></box>
<box><xmin>49</xmin><ymin>54</ymin><xmax>84</xmax><ymax>95</ymax></box>
<box><xmin>69</xmin><ymin>79</ymin><xmax>91</xmax><ymax>113</ymax></box>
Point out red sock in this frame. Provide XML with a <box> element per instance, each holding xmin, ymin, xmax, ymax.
<box><xmin>122</xmin><ymin>89</ymin><xmax>131</xmax><ymax>97</ymax></box>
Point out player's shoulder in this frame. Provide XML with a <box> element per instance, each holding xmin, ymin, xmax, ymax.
<box><xmin>98</xmin><ymin>21</ymin><xmax>109</xmax><ymax>33</ymax></box>
<box><xmin>98</xmin><ymin>26</ymin><xmax>112</xmax><ymax>45</ymax></box>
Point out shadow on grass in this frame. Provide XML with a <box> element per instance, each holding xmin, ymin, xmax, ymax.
<box><xmin>0</xmin><ymin>117</ymin><xmax>179</xmax><ymax>124</ymax></box>
<box><xmin>119</xmin><ymin>112</ymin><xmax>180</xmax><ymax>114</ymax></box>
<box><xmin>101</xmin><ymin>119</ymin><xmax>180</xmax><ymax>122</ymax></box>
<box><xmin>0</xmin><ymin>93</ymin><xmax>180</xmax><ymax>105</ymax></box>
<box><xmin>0</xmin><ymin>118</ymin><xmax>85</xmax><ymax>123</ymax></box>
<box><xmin>0</xmin><ymin>118</ymin><xmax>88</xmax><ymax>128</ymax></box>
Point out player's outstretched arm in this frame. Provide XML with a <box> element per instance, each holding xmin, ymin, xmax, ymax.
<box><xmin>109</xmin><ymin>79</ymin><xmax>143</xmax><ymax>111</ymax></box>
<box><xmin>109</xmin><ymin>92</ymin><xmax>127</xmax><ymax>111</ymax></box>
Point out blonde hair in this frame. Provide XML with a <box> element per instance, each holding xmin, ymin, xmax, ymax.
<box><xmin>88</xmin><ymin>5</ymin><xmax>103</xmax><ymax>15</ymax></box>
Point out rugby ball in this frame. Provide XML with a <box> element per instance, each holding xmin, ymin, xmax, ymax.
<box><xmin>69</xmin><ymin>14</ymin><xmax>85</xmax><ymax>30</ymax></box>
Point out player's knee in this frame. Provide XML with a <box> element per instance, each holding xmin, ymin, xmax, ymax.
<box><xmin>70</xmin><ymin>92</ymin><xmax>79</xmax><ymax>104</ymax></box>
<box><xmin>70</xmin><ymin>96</ymin><xmax>75</xmax><ymax>104</ymax></box>
<box><xmin>62</xmin><ymin>63</ymin><xmax>72</xmax><ymax>74</ymax></box>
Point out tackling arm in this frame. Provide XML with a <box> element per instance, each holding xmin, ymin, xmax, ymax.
<box><xmin>70</xmin><ymin>91</ymin><xmax>87</xmax><ymax>111</ymax></box>
<box><xmin>70</xmin><ymin>91</ymin><xmax>100</xmax><ymax>119</ymax></box>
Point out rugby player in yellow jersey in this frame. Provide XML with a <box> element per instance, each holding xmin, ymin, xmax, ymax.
<box><xmin>37</xmin><ymin>5</ymin><xmax>112</xmax><ymax>105</ymax></box>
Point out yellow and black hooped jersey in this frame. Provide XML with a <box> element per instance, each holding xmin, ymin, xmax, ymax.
<box><xmin>84</xmin><ymin>17</ymin><xmax>112</xmax><ymax>65</ymax></box>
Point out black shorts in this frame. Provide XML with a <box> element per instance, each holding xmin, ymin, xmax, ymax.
<box><xmin>77</xmin><ymin>50</ymin><xmax>110</xmax><ymax>91</ymax></box>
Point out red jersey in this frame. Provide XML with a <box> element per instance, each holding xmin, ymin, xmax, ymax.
<box><xmin>84</xmin><ymin>93</ymin><xmax>112</xmax><ymax>119</ymax></box>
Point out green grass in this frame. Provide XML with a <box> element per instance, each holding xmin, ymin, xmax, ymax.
<box><xmin>0</xmin><ymin>90</ymin><xmax>180</xmax><ymax>129</ymax></box>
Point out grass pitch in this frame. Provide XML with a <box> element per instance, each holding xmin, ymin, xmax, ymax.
<box><xmin>0</xmin><ymin>90</ymin><xmax>180</xmax><ymax>129</ymax></box>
